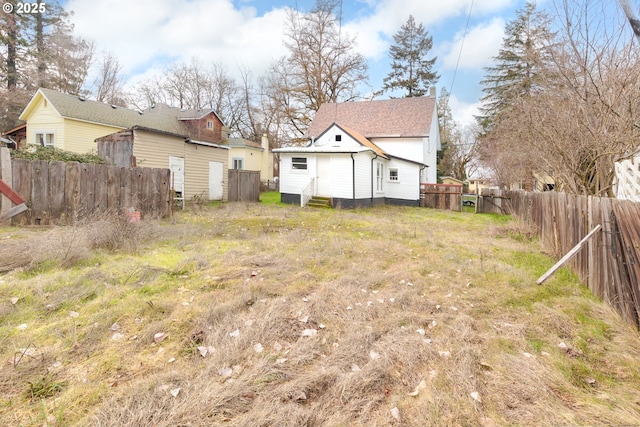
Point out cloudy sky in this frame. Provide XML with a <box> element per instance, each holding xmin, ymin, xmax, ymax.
<box><xmin>64</xmin><ymin>0</ymin><xmax>544</xmax><ymax>127</ymax></box>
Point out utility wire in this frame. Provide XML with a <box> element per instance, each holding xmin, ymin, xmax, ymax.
<box><xmin>449</xmin><ymin>0</ymin><xmax>475</xmax><ymax>97</ymax></box>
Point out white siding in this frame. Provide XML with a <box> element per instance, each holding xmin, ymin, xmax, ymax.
<box><xmin>373</xmin><ymin>138</ymin><xmax>423</xmax><ymax>163</ymax></box>
<box><xmin>373</xmin><ymin>135</ymin><xmax>438</xmax><ymax>184</ymax></box>
<box><xmin>385</xmin><ymin>159</ymin><xmax>420</xmax><ymax>201</ymax></box>
<box><xmin>354</xmin><ymin>153</ymin><xmax>373</xmax><ymax>199</ymax></box>
<box><xmin>331</xmin><ymin>156</ymin><xmax>354</xmax><ymax>199</ymax></box>
<box><xmin>314</xmin><ymin>128</ymin><xmax>362</xmax><ymax>149</ymax></box>
<box><xmin>279</xmin><ymin>154</ymin><xmax>315</xmax><ymax>195</ymax></box>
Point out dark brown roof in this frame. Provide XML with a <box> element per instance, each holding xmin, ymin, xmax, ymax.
<box><xmin>308</xmin><ymin>96</ymin><xmax>436</xmax><ymax>139</ymax></box>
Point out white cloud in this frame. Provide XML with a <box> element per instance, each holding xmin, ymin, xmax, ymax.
<box><xmin>448</xmin><ymin>94</ymin><xmax>482</xmax><ymax>128</ymax></box>
<box><xmin>67</xmin><ymin>0</ymin><xmax>289</xmax><ymax>80</ymax></box>
<box><xmin>440</xmin><ymin>18</ymin><xmax>505</xmax><ymax>70</ymax></box>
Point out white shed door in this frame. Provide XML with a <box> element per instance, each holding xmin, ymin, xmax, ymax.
<box><xmin>169</xmin><ymin>156</ymin><xmax>184</xmax><ymax>193</ymax></box>
<box><xmin>316</xmin><ymin>156</ymin><xmax>331</xmax><ymax>196</ymax></box>
<box><xmin>209</xmin><ymin>161</ymin><xmax>224</xmax><ymax>200</ymax></box>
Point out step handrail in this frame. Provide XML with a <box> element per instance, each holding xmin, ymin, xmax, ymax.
<box><xmin>301</xmin><ymin>177</ymin><xmax>315</xmax><ymax>207</ymax></box>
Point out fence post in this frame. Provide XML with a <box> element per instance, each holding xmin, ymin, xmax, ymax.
<box><xmin>0</xmin><ymin>147</ymin><xmax>11</xmax><ymax>225</ymax></box>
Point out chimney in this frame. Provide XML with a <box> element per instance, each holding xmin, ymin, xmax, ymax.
<box><xmin>261</xmin><ymin>133</ymin><xmax>273</xmax><ymax>181</ymax></box>
<box><xmin>429</xmin><ymin>86</ymin><xmax>436</xmax><ymax>98</ymax></box>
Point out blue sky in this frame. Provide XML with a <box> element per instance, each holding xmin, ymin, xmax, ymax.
<box><xmin>62</xmin><ymin>0</ymin><xmax>625</xmax><ymax>128</ymax></box>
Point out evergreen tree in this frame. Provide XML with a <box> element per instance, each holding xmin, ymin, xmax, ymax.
<box><xmin>382</xmin><ymin>15</ymin><xmax>439</xmax><ymax>97</ymax></box>
<box><xmin>476</xmin><ymin>1</ymin><xmax>554</xmax><ymax>133</ymax></box>
<box><xmin>437</xmin><ymin>88</ymin><xmax>457</xmax><ymax>179</ymax></box>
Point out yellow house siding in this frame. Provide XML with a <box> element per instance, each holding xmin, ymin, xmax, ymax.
<box><xmin>25</xmin><ymin>96</ymin><xmax>66</xmax><ymax>149</ymax></box>
<box><xmin>185</xmin><ymin>143</ymin><xmax>228</xmax><ymax>201</ymax></box>
<box><xmin>132</xmin><ymin>129</ymin><xmax>228</xmax><ymax>201</ymax></box>
<box><xmin>132</xmin><ymin>129</ymin><xmax>186</xmax><ymax>169</ymax></box>
<box><xmin>64</xmin><ymin>119</ymin><xmax>122</xmax><ymax>153</ymax></box>
<box><xmin>229</xmin><ymin>147</ymin><xmax>262</xmax><ymax>172</ymax></box>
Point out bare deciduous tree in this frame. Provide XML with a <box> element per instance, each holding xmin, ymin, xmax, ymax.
<box><xmin>264</xmin><ymin>0</ymin><xmax>368</xmax><ymax>142</ymax></box>
<box><xmin>478</xmin><ymin>0</ymin><xmax>640</xmax><ymax>196</ymax></box>
<box><xmin>93</xmin><ymin>52</ymin><xmax>126</xmax><ymax>106</ymax></box>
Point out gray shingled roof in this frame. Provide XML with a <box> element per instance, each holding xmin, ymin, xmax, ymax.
<box><xmin>308</xmin><ymin>96</ymin><xmax>436</xmax><ymax>139</ymax></box>
<box><xmin>35</xmin><ymin>88</ymin><xmax>215</xmax><ymax>135</ymax></box>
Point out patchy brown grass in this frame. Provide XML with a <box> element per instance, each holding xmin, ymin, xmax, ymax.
<box><xmin>1</xmin><ymin>200</ymin><xmax>640</xmax><ymax>426</ymax></box>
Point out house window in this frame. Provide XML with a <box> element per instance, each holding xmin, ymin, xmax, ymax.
<box><xmin>36</xmin><ymin>132</ymin><xmax>55</xmax><ymax>147</ymax></box>
<box><xmin>292</xmin><ymin>157</ymin><xmax>308</xmax><ymax>170</ymax></box>
<box><xmin>335</xmin><ymin>134</ymin><xmax>342</xmax><ymax>142</ymax></box>
<box><xmin>389</xmin><ymin>168</ymin><xmax>399</xmax><ymax>181</ymax></box>
<box><xmin>207</xmin><ymin>120</ymin><xmax>213</xmax><ymax>129</ymax></box>
<box><xmin>376</xmin><ymin>162</ymin><xmax>384</xmax><ymax>192</ymax></box>
<box><xmin>232</xmin><ymin>158</ymin><xmax>244</xmax><ymax>169</ymax></box>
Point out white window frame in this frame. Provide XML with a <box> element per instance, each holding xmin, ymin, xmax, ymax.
<box><xmin>292</xmin><ymin>157</ymin><xmax>308</xmax><ymax>171</ymax></box>
<box><xmin>389</xmin><ymin>168</ymin><xmax>399</xmax><ymax>182</ymax></box>
<box><xmin>35</xmin><ymin>131</ymin><xmax>55</xmax><ymax>147</ymax></box>
<box><xmin>207</xmin><ymin>120</ymin><xmax>213</xmax><ymax>129</ymax></box>
<box><xmin>232</xmin><ymin>157</ymin><xmax>244</xmax><ymax>170</ymax></box>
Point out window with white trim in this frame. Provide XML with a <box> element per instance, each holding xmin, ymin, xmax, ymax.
<box><xmin>232</xmin><ymin>158</ymin><xmax>244</xmax><ymax>169</ymax></box>
<box><xmin>389</xmin><ymin>168</ymin><xmax>399</xmax><ymax>181</ymax></box>
<box><xmin>376</xmin><ymin>162</ymin><xmax>384</xmax><ymax>192</ymax></box>
<box><xmin>207</xmin><ymin>120</ymin><xmax>213</xmax><ymax>129</ymax></box>
<box><xmin>36</xmin><ymin>132</ymin><xmax>55</xmax><ymax>147</ymax></box>
<box><xmin>292</xmin><ymin>157</ymin><xmax>308</xmax><ymax>170</ymax></box>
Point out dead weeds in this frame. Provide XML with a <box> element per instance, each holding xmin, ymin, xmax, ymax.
<box><xmin>1</xmin><ymin>202</ymin><xmax>640</xmax><ymax>426</ymax></box>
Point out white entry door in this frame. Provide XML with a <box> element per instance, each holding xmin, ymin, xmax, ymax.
<box><xmin>209</xmin><ymin>161</ymin><xmax>224</xmax><ymax>200</ymax></box>
<box><xmin>169</xmin><ymin>156</ymin><xmax>185</xmax><ymax>194</ymax></box>
<box><xmin>316</xmin><ymin>156</ymin><xmax>331</xmax><ymax>196</ymax></box>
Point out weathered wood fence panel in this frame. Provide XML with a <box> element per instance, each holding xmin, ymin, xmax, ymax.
<box><xmin>478</xmin><ymin>189</ymin><xmax>640</xmax><ymax>328</ymax></box>
<box><xmin>228</xmin><ymin>170</ymin><xmax>260</xmax><ymax>202</ymax></box>
<box><xmin>420</xmin><ymin>183</ymin><xmax>463</xmax><ymax>211</ymax></box>
<box><xmin>0</xmin><ymin>155</ymin><xmax>171</xmax><ymax>225</ymax></box>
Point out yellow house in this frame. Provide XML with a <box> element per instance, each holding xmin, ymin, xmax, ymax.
<box><xmin>224</xmin><ymin>135</ymin><xmax>274</xmax><ymax>184</ymax></box>
<box><xmin>467</xmin><ymin>177</ymin><xmax>493</xmax><ymax>195</ymax></box>
<box><xmin>440</xmin><ymin>176</ymin><xmax>464</xmax><ymax>186</ymax></box>
<box><xmin>19</xmin><ymin>89</ymin><xmax>124</xmax><ymax>153</ymax></box>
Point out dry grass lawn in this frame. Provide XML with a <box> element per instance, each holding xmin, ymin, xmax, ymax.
<box><xmin>1</xmin><ymin>197</ymin><xmax>640</xmax><ymax>426</ymax></box>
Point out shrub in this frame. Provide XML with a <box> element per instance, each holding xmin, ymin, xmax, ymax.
<box><xmin>11</xmin><ymin>146</ymin><xmax>105</xmax><ymax>164</ymax></box>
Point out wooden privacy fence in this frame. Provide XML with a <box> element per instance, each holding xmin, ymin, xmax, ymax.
<box><xmin>478</xmin><ymin>189</ymin><xmax>640</xmax><ymax>328</ymax></box>
<box><xmin>0</xmin><ymin>151</ymin><xmax>171</xmax><ymax>225</ymax></box>
<box><xmin>228</xmin><ymin>169</ymin><xmax>260</xmax><ymax>202</ymax></box>
<box><xmin>420</xmin><ymin>183</ymin><xmax>463</xmax><ymax>211</ymax></box>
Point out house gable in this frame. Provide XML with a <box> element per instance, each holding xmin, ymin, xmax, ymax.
<box><xmin>307</xmin><ymin>96</ymin><xmax>440</xmax><ymax>184</ymax></box>
<box><xmin>313</xmin><ymin>123</ymin><xmax>389</xmax><ymax>159</ymax></box>
<box><xmin>179</xmin><ymin>110</ymin><xmax>225</xmax><ymax>143</ymax></box>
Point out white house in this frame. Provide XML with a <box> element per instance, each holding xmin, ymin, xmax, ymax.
<box><xmin>274</xmin><ymin>95</ymin><xmax>441</xmax><ymax>208</ymax></box>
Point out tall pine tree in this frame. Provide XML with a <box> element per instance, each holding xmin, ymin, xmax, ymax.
<box><xmin>476</xmin><ymin>1</ymin><xmax>555</xmax><ymax>133</ymax></box>
<box><xmin>382</xmin><ymin>15</ymin><xmax>439</xmax><ymax>97</ymax></box>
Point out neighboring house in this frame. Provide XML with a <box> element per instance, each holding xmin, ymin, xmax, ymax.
<box><xmin>467</xmin><ymin>177</ymin><xmax>493</xmax><ymax>195</ymax></box>
<box><xmin>19</xmin><ymin>88</ymin><xmax>230</xmax><ymax>201</ymax></box>
<box><xmin>96</xmin><ymin>127</ymin><xmax>228</xmax><ymax>202</ymax></box>
<box><xmin>19</xmin><ymin>88</ymin><xmax>228</xmax><ymax>152</ymax></box>
<box><xmin>1</xmin><ymin>123</ymin><xmax>26</xmax><ymax>149</ymax></box>
<box><xmin>275</xmin><ymin>94</ymin><xmax>441</xmax><ymax>207</ymax></box>
<box><xmin>276</xmin><ymin>123</ymin><xmax>428</xmax><ymax>208</ymax></box>
<box><xmin>223</xmin><ymin>134</ymin><xmax>274</xmax><ymax>183</ymax></box>
<box><xmin>440</xmin><ymin>176</ymin><xmax>464</xmax><ymax>186</ymax></box>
